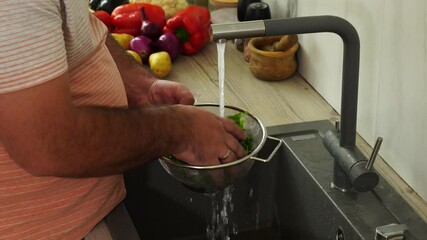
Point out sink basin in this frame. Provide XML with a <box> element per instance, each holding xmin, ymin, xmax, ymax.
<box><xmin>120</xmin><ymin>120</ymin><xmax>427</xmax><ymax>240</ymax></box>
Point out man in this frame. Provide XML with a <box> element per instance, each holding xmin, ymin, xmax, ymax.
<box><xmin>0</xmin><ymin>1</ymin><xmax>246</xmax><ymax>239</ymax></box>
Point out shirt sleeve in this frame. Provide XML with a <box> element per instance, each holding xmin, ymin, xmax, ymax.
<box><xmin>0</xmin><ymin>0</ymin><xmax>68</xmax><ymax>94</ymax></box>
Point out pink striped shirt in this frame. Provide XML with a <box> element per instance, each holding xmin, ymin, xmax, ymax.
<box><xmin>0</xmin><ymin>0</ymin><xmax>128</xmax><ymax>239</ymax></box>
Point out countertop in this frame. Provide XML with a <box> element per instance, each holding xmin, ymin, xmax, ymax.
<box><xmin>168</xmin><ymin>41</ymin><xmax>427</xmax><ymax>222</ymax></box>
<box><xmin>169</xmin><ymin>42</ymin><xmax>338</xmax><ymax>126</ymax></box>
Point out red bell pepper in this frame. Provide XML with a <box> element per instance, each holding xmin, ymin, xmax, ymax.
<box><xmin>111</xmin><ymin>3</ymin><xmax>166</xmax><ymax>36</ymax></box>
<box><xmin>163</xmin><ymin>6</ymin><xmax>211</xmax><ymax>55</ymax></box>
<box><xmin>93</xmin><ymin>10</ymin><xmax>113</xmax><ymax>31</ymax></box>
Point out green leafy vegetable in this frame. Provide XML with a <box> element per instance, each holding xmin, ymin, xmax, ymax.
<box><xmin>227</xmin><ymin>112</ymin><xmax>246</xmax><ymax>128</ymax></box>
<box><xmin>227</xmin><ymin>112</ymin><xmax>254</xmax><ymax>153</ymax></box>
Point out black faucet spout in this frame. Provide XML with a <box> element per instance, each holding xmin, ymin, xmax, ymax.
<box><xmin>212</xmin><ymin>15</ymin><xmax>360</xmax><ymax>147</ymax></box>
<box><xmin>211</xmin><ymin>16</ymin><xmax>380</xmax><ymax>192</ymax></box>
<box><xmin>264</xmin><ymin>16</ymin><xmax>360</xmax><ymax>147</ymax></box>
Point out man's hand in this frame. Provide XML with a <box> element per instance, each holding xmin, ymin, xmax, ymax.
<box><xmin>127</xmin><ymin>79</ymin><xmax>195</xmax><ymax>107</ymax></box>
<box><xmin>105</xmin><ymin>35</ymin><xmax>195</xmax><ymax>107</ymax></box>
<box><xmin>170</xmin><ymin>105</ymin><xmax>248</xmax><ymax>166</ymax></box>
<box><xmin>148</xmin><ymin>80</ymin><xmax>195</xmax><ymax>105</ymax></box>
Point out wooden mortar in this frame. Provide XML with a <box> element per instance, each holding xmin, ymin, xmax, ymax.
<box><xmin>247</xmin><ymin>35</ymin><xmax>299</xmax><ymax>81</ymax></box>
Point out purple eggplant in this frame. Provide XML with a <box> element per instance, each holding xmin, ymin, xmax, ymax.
<box><xmin>155</xmin><ymin>32</ymin><xmax>181</xmax><ymax>61</ymax></box>
<box><xmin>129</xmin><ymin>35</ymin><xmax>154</xmax><ymax>63</ymax></box>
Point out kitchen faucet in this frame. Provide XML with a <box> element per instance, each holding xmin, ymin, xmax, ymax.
<box><xmin>211</xmin><ymin>16</ymin><xmax>382</xmax><ymax>192</ymax></box>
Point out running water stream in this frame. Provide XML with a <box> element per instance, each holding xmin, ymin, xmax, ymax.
<box><xmin>216</xmin><ymin>41</ymin><xmax>226</xmax><ymax>117</ymax></box>
<box><xmin>205</xmin><ymin>186</ymin><xmax>237</xmax><ymax>240</ymax></box>
<box><xmin>205</xmin><ymin>41</ymin><xmax>236</xmax><ymax>240</ymax></box>
<box><xmin>205</xmin><ymin>41</ymin><xmax>264</xmax><ymax>240</ymax></box>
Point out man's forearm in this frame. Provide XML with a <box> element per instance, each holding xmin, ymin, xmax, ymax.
<box><xmin>9</xmin><ymin>104</ymin><xmax>186</xmax><ymax>178</ymax></box>
<box><xmin>105</xmin><ymin>34</ymin><xmax>161</xmax><ymax>106</ymax></box>
<box><xmin>0</xmin><ymin>75</ymin><xmax>188</xmax><ymax>178</ymax></box>
<box><xmin>51</xmin><ymin>105</ymin><xmax>183</xmax><ymax>177</ymax></box>
<box><xmin>105</xmin><ymin>35</ymin><xmax>156</xmax><ymax>89</ymax></box>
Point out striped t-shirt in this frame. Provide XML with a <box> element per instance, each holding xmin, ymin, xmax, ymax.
<box><xmin>0</xmin><ymin>0</ymin><xmax>128</xmax><ymax>239</ymax></box>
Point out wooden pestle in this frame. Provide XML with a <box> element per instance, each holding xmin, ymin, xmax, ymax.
<box><xmin>259</xmin><ymin>35</ymin><xmax>298</xmax><ymax>52</ymax></box>
<box><xmin>272</xmin><ymin>34</ymin><xmax>299</xmax><ymax>51</ymax></box>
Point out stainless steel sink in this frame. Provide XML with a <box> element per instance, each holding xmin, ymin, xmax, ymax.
<box><xmin>120</xmin><ymin>120</ymin><xmax>427</xmax><ymax>240</ymax></box>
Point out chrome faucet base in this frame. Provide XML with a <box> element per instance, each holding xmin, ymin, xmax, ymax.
<box><xmin>324</xmin><ymin>130</ymin><xmax>379</xmax><ymax>192</ymax></box>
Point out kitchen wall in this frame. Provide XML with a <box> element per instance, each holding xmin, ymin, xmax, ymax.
<box><xmin>270</xmin><ymin>0</ymin><xmax>427</xmax><ymax>204</ymax></box>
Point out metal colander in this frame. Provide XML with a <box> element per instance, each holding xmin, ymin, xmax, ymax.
<box><xmin>159</xmin><ymin>103</ymin><xmax>277</xmax><ymax>193</ymax></box>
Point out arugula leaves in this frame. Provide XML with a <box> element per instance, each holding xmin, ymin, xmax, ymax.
<box><xmin>227</xmin><ymin>112</ymin><xmax>254</xmax><ymax>153</ymax></box>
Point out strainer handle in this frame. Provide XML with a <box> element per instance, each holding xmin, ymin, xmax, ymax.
<box><xmin>250</xmin><ymin>136</ymin><xmax>282</xmax><ymax>162</ymax></box>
